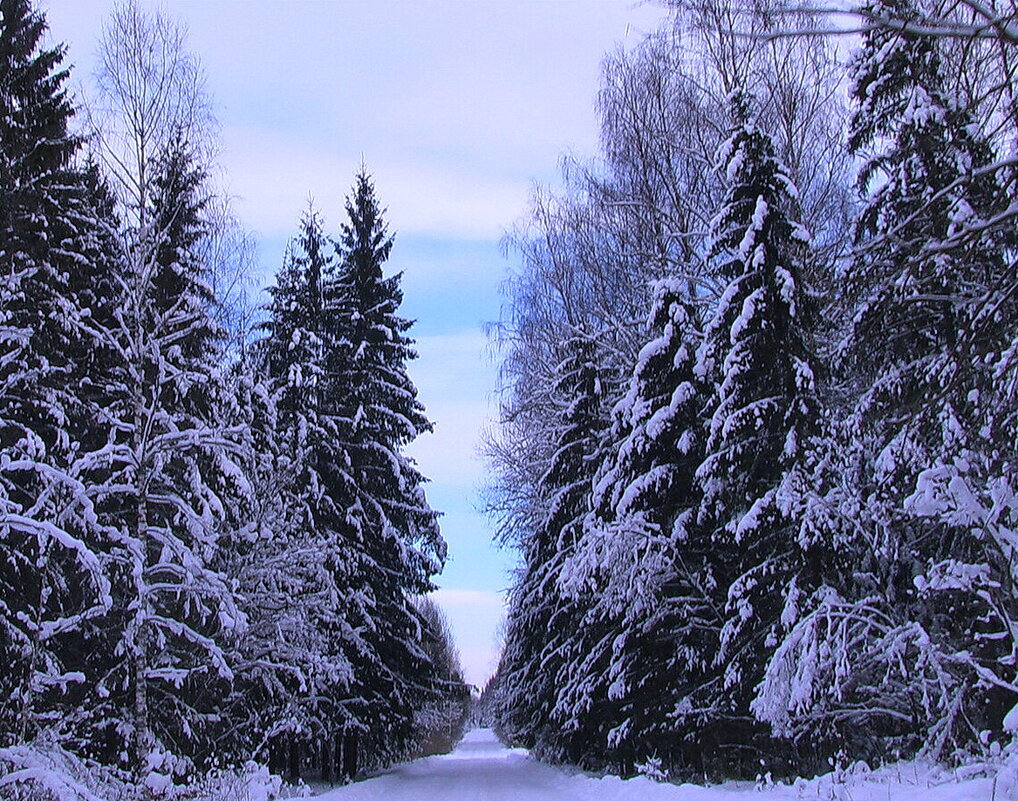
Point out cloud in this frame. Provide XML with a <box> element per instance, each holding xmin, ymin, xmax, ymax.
<box><xmin>432</xmin><ymin>588</ymin><xmax>505</xmax><ymax>610</ymax></box>
<box><xmin>220</xmin><ymin>126</ymin><xmax>530</xmax><ymax>242</ymax></box>
<box><xmin>431</xmin><ymin>587</ymin><xmax>506</xmax><ymax>688</ymax></box>
<box><xmin>47</xmin><ymin>0</ymin><xmax>665</xmax><ymax>245</ymax></box>
<box><xmin>406</xmin><ymin>330</ymin><xmax>498</xmax><ymax>488</ymax></box>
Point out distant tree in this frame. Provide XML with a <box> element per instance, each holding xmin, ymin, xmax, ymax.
<box><xmin>412</xmin><ymin>597</ymin><xmax>470</xmax><ymax>756</ymax></box>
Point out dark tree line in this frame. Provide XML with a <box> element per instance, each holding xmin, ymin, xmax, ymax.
<box><xmin>0</xmin><ymin>0</ymin><xmax>466</xmax><ymax>792</ymax></box>
<box><xmin>489</xmin><ymin>0</ymin><xmax>1018</xmax><ymax>781</ymax></box>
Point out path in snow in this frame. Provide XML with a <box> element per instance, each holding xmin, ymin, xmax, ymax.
<box><xmin>313</xmin><ymin>727</ymin><xmax>1008</xmax><ymax>801</ymax></box>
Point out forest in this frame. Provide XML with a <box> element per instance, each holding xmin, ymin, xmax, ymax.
<box><xmin>5</xmin><ymin>0</ymin><xmax>1018</xmax><ymax>796</ymax></box>
<box><xmin>487</xmin><ymin>0</ymin><xmax>1018</xmax><ymax>784</ymax></box>
<box><xmin>0</xmin><ymin>0</ymin><xmax>469</xmax><ymax>796</ymax></box>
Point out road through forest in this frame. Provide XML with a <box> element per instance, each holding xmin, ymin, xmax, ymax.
<box><xmin>313</xmin><ymin>727</ymin><xmax>1002</xmax><ymax>801</ymax></box>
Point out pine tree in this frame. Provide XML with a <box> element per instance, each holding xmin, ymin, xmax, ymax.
<box><xmin>692</xmin><ymin>91</ymin><xmax>817</xmax><ymax>774</ymax></box>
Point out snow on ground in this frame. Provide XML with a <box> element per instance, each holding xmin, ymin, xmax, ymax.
<box><xmin>314</xmin><ymin>728</ymin><xmax>1011</xmax><ymax>801</ymax></box>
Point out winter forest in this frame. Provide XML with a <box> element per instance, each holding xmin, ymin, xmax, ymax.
<box><xmin>3</xmin><ymin>0</ymin><xmax>1018</xmax><ymax>798</ymax></box>
<box><xmin>487</xmin><ymin>0</ymin><xmax>1018</xmax><ymax>788</ymax></box>
<box><xmin>1</xmin><ymin>0</ymin><xmax>470</xmax><ymax>795</ymax></box>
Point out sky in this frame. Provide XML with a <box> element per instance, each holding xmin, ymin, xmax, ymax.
<box><xmin>43</xmin><ymin>0</ymin><xmax>669</xmax><ymax>688</ymax></box>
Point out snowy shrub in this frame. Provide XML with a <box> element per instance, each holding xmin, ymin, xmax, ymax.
<box><xmin>174</xmin><ymin>762</ymin><xmax>285</xmax><ymax>801</ymax></box>
<box><xmin>634</xmin><ymin>755</ymin><xmax>668</xmax><ymax>782</ymax></box>
<box><xmin>0</xmin><ymin>741</ymin><xmax>128</xmax><ymax>801</ymax></box>
<box><xmin>753</xmin><ymin>585</ymin><xmax>986</xmax><ymax>762</ymax></box>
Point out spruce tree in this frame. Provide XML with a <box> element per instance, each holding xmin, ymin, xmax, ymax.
<box><xmin>331</xmin><ymin>170</ymin><xmax>443</xmax><ymax>585</ymax></box>
<box><xmin>265</xmin><ymin>206</ymin><xmax>329</xmax><ymax>421</ymax></box>
<box><xmin>692</xmin><ymin>91</ymin><xmax>817</xmax><ymax>773</ymax></box>
<box><xmin>329</xmin><ymin>169</ymin><xmax>445</xmax><ymax>762</ymax></box>
<box><xmin>805</xmin><ymin>0</ymin><xmax>1018</xmax><ymax>755</ymax></box>
<box><xmin>0</xmin><ymin>0</ymin><xmax>114</xmax><ymax>747</ymax></box>
<box><xmin>579</xmin><ymin>278</ymin><xmax>714</xmax><ymax>775</ymax></box>
<box><xmin>497</xmin><ymin>334</ymin><xmax>611</xmax><ymax>763</ymax></box>
<box><xmin>261</xmin><ymin>206</ymin><xmax>361</xmax><ymax>774</ymax></box>
<box><xmin>259</xmin><ymin>184</ymin><xmax>448</xmax><ymax>773</ymax></box>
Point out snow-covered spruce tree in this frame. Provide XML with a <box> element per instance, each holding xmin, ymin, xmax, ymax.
<box><xmin>329</xmin><ymin>169</ymin><xmax>446</xmax><ymax>766</ymax></box>
<box><xmin>258</xmin><ymin>206</ymin><xmax>365</xmax><ymax>781</ymax></box>
<box><xmin>692</xmin><ymin>91</ymin><xmax>817</xmax><ymax>777</ymax></box>
<box><xmin>849</xmin><ymin>6</ymin><xmax>1017</xmax><ymax>751</ymax></box>
<box><xmin>265</xmin><ymin>207</ymin><xmax>329</xmax><ymax>424</ymax></box>
<box><xmin>562</xmin><ymin>278</ymin><xmax>713</xmax><ymax>777</ymax></box>
<box><xmin>0</xmin><ymin>0</ymin><xmax>117</xmax><ymax>749</ymax></box>
<box><xmin>496</xmin><ymin>334</ymin><xmax>612</xmax><ymax>764</ymax></box>
<box><xmin>755</xmin><ymin>0</ymin><xmax>1017</xmax><ymax>763</ymax></box>
<box><xmin>146</xmin><ymin>136</ymin><xmax>263</xmax><ymax>766</ymax></box>
<box><xmin>256</xmin><ymin>183</ymin><xmax>447</xmax><ymax>779</ymax></box>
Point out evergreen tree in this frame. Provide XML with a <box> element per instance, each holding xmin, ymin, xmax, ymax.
<box><xmin>497</xmin><ymin>334</ymin><xmax>611</xmax><ymax>764</ymax></box>
<box><xmin>265</xmin><ymin>206</ymin><xmax>329</xmax><ymax>421</ymax></box>
<box><xmin>576</xmin><ymin>278</ymin><xmax>714</xmax><ymax>775</ymax></box>
<box><xmin>758</xmin><ymin>0</ymin><xmax>1018</xmax><ymax>759</ymax></box>
<box><xmin>88</xmin><ymin>132</ymin><xmax>244</xmax><ymax>781</ymax></box>
<box><xmin>260</xmin><ymin>206</ymin><xmax>361</xmax><ymax>776</ymax></box>
<box><xmin>331</xmin><ymin>170</ymin><xmax>443</xmax><ymax>586</ymax></box>
<box><xmin>411</xmin><ymin>597</ymin><xmax>470</xmax><ymax>757</ymax></box>
<box><xmin>329</xmin><ymin>169</ymin><xmax>445</xmax><ymax>762</ymax></box>
<box><xmin>0</xmin><ymin>0</ymin><xmax>114</xmax><ymax>748</ymax></box>
<box><xmin>258</xmin><ymin>183</ymin><xmax>448</xmax><ymax>775</ymax></box>
<box><xmin>847</xmin><ymin>0</ymin><xmax>1012</xmax><ymax>751</ymax></box>
<box><xmin>692</xmin><ymin>92</ymin><xmax>817</xmax><ymax>773</ymax></box>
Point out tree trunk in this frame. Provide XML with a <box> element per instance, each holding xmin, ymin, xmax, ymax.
<box><xmin>268</xmin><ymin>740</ymin><xmax>285</xmax><ymax>777</ymax></box>
<box><xmin>132</xmin><ymin>432</ymin><xmax>151</xmax><ymax>778</ymax></box>
<box><xmin>132</xmin><ymin>617</ymin><xmax>149</xmax><ymax>775</ymax></box>
<box><xmin>287</xmin><ymin>736</ymin><xmax>301</xmax><ymax>783</ymax></box>
<box><xmin>342</xmin><ymin>730</ymin><xmax>358</xmax><ymax>780</ymax></box>
<box><xmin>321</xmin><ymin>737</ymin><xmax>334</xmax><ymax>783</ymax></box>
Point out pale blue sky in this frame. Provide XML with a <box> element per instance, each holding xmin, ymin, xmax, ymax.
<box><xmin>44</xmin><ymin>0</ymin><xmax>668</xmax><ymax>687</ymax></box>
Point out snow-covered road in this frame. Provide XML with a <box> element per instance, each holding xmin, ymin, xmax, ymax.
<box><xmin>315</xmin><ymin>729</ymin><xmax>588</xmax><ymax>801</ymax></box>
<box><xmin>314</xmin><ymin>728</ymin><xmax>1007</xmax><ymax>801</ymax></box>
